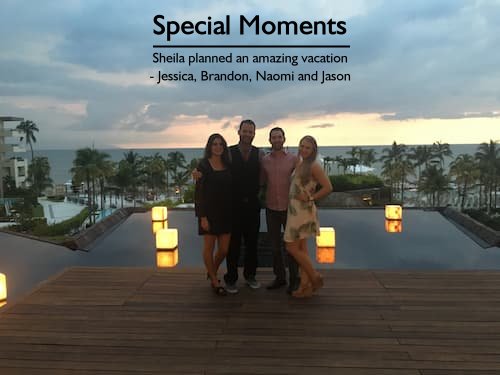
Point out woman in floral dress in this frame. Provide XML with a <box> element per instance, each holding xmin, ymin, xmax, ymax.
<box><xmin>284</xmin><ymin>136</ymin><xmax>333</xmax><ymax>297</ymax></box>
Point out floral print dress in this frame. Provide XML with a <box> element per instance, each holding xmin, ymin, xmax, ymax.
<box><xmin>284</xmin><ymin>171</ymin><xmax>319</xmax><ymax>242</ymax></box>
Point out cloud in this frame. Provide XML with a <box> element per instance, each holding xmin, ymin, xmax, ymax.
<box><xmin>1</xmin><ymin>0</ymin><xmax>499</xmax><ymax>148</ymax></box>
<box><xmin>381</xmin><ymin>111</ymin><xmax>500</xmax><ymax>121</ymax></box>
<box><xmin>308</xmin><ymin>123</ymin><xmax>335</xmax><ymax>128</ymax></box>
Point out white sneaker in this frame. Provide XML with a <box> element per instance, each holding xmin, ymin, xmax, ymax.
<box><xmin>245</xmin><ymin>277</ymin><xmax>261</xmax><ymax>289</ymax></box>
<box><xmin>224</xmin><ymin>282</ymin><xmax>239</xmax><ymax>294</ymax></box>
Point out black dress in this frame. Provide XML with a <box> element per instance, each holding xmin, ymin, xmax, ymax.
<box><xmin>195</xmin><ymin>158</ymin><xmax>232</xmax><ymax>235</ymax></box>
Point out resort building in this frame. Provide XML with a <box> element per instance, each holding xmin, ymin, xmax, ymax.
<box><xmin>0</xmin><ymin>116</ymin><xmax>28</xmax><ymax>199</ymax></box>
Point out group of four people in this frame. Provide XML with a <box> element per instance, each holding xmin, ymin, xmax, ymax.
<box><xmin>194</xmin><ymin>119</ymin><xmax>332</xmax><ymax>298</ymax></box>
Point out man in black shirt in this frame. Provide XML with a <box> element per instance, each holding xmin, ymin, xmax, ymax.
<box><xmin>223</xmin><ymin>119</ymin><xmax>262</xmax><ymax>293</ymax></box>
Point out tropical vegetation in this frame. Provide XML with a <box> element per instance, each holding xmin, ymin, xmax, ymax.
<box><xmin>321</xmin><ymin>140</ymin><xmax>500</xmax><ymax>219</ymax></box>
<box><xmin>16</xmin><ymin>120</ymin><xmax>39</xmax><ymax>161</ymax></box>
<box><xmin>5</xmin><ymin>119</ymin><xmax>500</xmax><ymax>234</ymax></box>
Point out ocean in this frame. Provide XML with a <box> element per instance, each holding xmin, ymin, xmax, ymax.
<box><xmin>32</xmin><ymin>144</ymin><xmax>480</xmax><ymax>185</ymax></box>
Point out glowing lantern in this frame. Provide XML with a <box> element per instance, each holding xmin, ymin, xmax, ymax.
<box><xmin>152</xmin><ymin>220</ymin><xmax>168</xmax><ymax>234</ymax></box>
<box><xmin>156</xmin><ymin>249</ymin><xmax>179</xmax><ymax>268</ymax></box>
<box><xmin>0</xmin><ymin>273</ymin><xmax>6</xmax><ymax>303</ymax></box>
<box><xmin>385</xmin><ymin>205</ymin><xmax>402</xmax><ymax>220</ymax></box>
<box><xmin>152</xmin><ymin>206</ymin><xmax>168</xmax><ymax>222</ymax></box>
<box><xmin>316</xmin><ymin>227</ymin><xmax>336</xmax><ymax>248</ymax></box>
<box><xmin>385</xmin><ymin>219</ymin><xmax>403</xmax><ymax>233</ymax></box>
<box><xmin>316</xmin><ymin>247</ymin><xmax>336</xmax><ymax>264</ymax></box>
<box><xmin>156</xmin><ymin>228</ymin><xmax>178</xmax><ymax>250</ymax></box>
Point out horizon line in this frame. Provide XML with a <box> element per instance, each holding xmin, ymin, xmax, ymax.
<box><xmin>35</xmin><ymin>142</ymin><xmax>486</xmax><ymax>151</ymax></box>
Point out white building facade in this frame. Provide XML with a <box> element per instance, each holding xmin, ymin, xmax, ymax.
<box><xmin>0</xmin><ymin>116</ymin><xmax>28</xmax><ymax>199</ymax></box>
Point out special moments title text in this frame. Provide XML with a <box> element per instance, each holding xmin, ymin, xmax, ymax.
<box><xmin>153</xmin><ymin>15</ymin><xmax>347</xmax><ymax>42</ymax></box>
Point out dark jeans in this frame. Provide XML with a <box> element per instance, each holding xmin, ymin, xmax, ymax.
<box><xmin>224</xmin><ymin>202</ymin><xmax>260</xmax><ymax>284</ymax></box>
<box><xmin>266</xmin><ymin>208</ymin><xmax>299</xmax><ymax>284</ymax></box>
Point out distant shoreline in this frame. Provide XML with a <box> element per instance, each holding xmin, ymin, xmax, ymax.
<box><xmin>28</xmin><ymin>144</ymin><xmax>481</xmax><ymax>185</ymax></box>
<box><xmin>33</xmin><ymin>143</ymin><xmax>484</xmax><ymax>151</ymax></box>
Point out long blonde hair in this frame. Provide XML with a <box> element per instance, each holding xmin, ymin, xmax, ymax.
<box><xmin>297</xmin><ymin>135</ymin><xmax>318</xmax><ymax>185</ymax></box>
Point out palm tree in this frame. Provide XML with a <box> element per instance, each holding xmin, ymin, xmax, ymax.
<box><xmin>475</xmin><ymin>140</ymin><xmax>500</xmax><ymax>212</ymax></box>
<box><xmin>167</xmin><ymin>151</ymin><xmax>187</xmax><ymax>178</ymax></box>
<box><xmin>380</xmin><ymin>142</ymin><xmax>406</xmax><ymax>164</ymax></box>
<box><xmin>71</xmin><ymin>148</ymin><xmax>101</xmax><ymax>224</ymax></box>
<box><xmin>409</xmin><ymin>145</ymin><xmax>434</xmax><ymax>182</ymax></box>
<box><xmin>419</xmin><ymin>165</ymin><xmax>449</xmax><ymax>207</ymax></box>
<box><xmin>16</xmin><ymin>120</ymin><xmax>39</xmax><ymax>161</ymax></box>
<box><xmin>432</xmin><ymin>141</ymin><xmax>453</xmax><ymax>168</ymax></box>
<box><xmin>172</xmin><ymin>170</ymin><xmax>191</xmax><ymax>202</ymax></box>
<box><xmin>122</xmin><ymin>150</ymin><xmax>142</xmax><ymax>203</ymax></box>
<box><xmin>449</xmin><ymin>154</ymin><xmax>478</xmax><ymax>210</ymax></box>
<box><xmin>187</xmin><ymin>157</ymin><xmax>200</xmax><ymax>171</ymax></box>
<box><xmin>143</xmin><ymin>153</ymin><xmax>167</xmax><ymax>200</ymax></box>
<box><xmin>167</xmin><ymin>151</ymin><xmax>187</xmax><ymax>195</ymax></box>
<box><xmin>359</xmin><ymin>148</ymin><xmax>377</xmax><ymax>168</ymax></box>
<box><xmin>114</xmin><ymin>160</ymin><xmax>134</xmax><ymax>208</ymax></box>
<box><xmin>95</xmin><ymin>151</ymin><xmax>113</xmax><ymax>210</ymax></box>
<box><xmin>379</xmin><ymin>141</ymin><xmax>408</xmax><ymax>201</ymax></box>
<box><xmin>397</xmin><ymin>158</ymin><xmax>414</xmax><ymax>202</ymax></box>
<box><xmin>27</xmin><ymin>157</ymin><xmax>53</xmax><ymax>196</ymax></box>
<box><xmin>335</xmin><ymin>156</ymin><xmax>350</xmax><ymax>175</ymax></box>
<box><xmin>346</xmin><ymin>147</ymin><xmax>360</xmax><ymax>175</ymax></box>
<box><xmin>322</xmin><ymin>156</ymin><xmax>333</xmax><ymax>176</ymax></box>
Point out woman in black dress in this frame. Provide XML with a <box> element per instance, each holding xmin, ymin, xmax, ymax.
<box><xmin>195</xmin><ymin>134</ymin><xmax>232</xmax><ymax>295</ymax></box>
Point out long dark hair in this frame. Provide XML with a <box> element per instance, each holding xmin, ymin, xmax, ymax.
<box><xmin>203</xmin><ymin>133</ymin><xmax>230</xmax><ymax>166</ymax></box>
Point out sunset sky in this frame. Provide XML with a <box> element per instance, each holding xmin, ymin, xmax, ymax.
<box><xmin>0</xmin><ymin>0</ymin><xmax>499</xmax><ymax>149</ymax></box>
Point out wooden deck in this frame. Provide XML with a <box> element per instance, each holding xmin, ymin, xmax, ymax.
<box><xmin>2</xmin><ymin>267</ymin><xmax>500</xmax><ymax>374</ymax></box>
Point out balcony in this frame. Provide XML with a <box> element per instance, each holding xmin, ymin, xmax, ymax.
<box><xmin>0</xmin><ymin>144</ymin><xmax>13</xmax><ymax>153</ymax></box>
<box><xmin>0</xmin><ymin>129</ymin><xmax>13</xmax><ymax>137</ymax></box>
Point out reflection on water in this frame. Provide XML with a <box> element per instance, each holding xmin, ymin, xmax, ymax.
<box><xmin>108</xmin><ymin>210</ymin><xmax>498</xmax><ymax>271</ymax></box>
<box><xmin>385</xmin><ymin>219</ymin><xmax>403</xmax><ymax>233</ymax></box>
<box><xmin>3</xmin><ymin>209</ymin><xmax>500</xmax><ymax>303</ymax></box>
<box><xmin>95</xmin><ymin>208</ymin><xmax>116</xmax><ymax>222</ymax></box>
<box><xmin>157</xmin><ymin>249</ymin><xmax>179</xmax><ymax>268</ymax></box>
<box><xmin>316</xmin><ymin>247</ymin><xmax>336</xmax><ymax>264</ymax></box>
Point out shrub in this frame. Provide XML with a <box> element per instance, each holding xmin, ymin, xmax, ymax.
<box><xmin>32</xmin><ymin>204</ymin><xmax>44</xmax><ymax>217</ymax></box>
<box><xmin>47</xmin><ymin>195</ymin><xmax>65</xmax><ymax>202</ymax></box>
<box><xmin>329</xmin><ymin>174</ymin><xmax>384</xmax><ymax>192</ymax></box>
<box><xmin>143</xmin><ymin>199</ymin><xmax>176</xmax><ymax>209</ymax></box>
<box><xmin>183</xmin><ymin>185</ymin><xmax>195</xmax><ymax>203</ymax></box>
<box><xmin>33</xmin><ymin>208</ymin><xmax>89</xmax><ymax>236</ymax></box>
<box><xmin>463</xmin><ymin>209</ymin><xmax>500</xmax><ymax>231</ymax></box>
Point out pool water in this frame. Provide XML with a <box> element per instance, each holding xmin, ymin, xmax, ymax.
<box><xmin>85</xmin><ymin>209</ymin><xmax>500</xmax><ymax>270</ymax></box>
<box><xmin>1</xmin><ymin>209</ymin><xmax>500</xmax><ymax>305</ymax></box>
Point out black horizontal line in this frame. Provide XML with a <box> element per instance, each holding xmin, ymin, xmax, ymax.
<box><xmin>153</xmin><ymin>45</ymin><xmax>350</xmax><ymax>49</ymax></box>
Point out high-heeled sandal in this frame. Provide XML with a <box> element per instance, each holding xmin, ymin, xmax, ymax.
<box><xmin>212</xmin><ymin>284</ymin><xmax>227</xmax><ymax>296</ymax></box>
<box><xmin>292</xmin><ymin>283</ymin><xmax>313</xmax><ymax>298</ymax></box>
<box><xmin>312</xmin><ymin>273</ymin><xmax>324</xmax><ymax>291</ymax></box>
<box><xmin>211</xmin><ymin>279</ymin><xmax>227</xmax><ymax>296</ymax></box>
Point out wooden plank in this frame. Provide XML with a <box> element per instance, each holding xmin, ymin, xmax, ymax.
<box><xmin>2</xmin><ymin>268</ymin><xmax>500</xmax><ymax>374</ymax></box>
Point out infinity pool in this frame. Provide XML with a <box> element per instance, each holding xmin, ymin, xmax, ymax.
<box><xmin>84</xmin><ymin>209</ymin><xmax>499</xmax><ymax>269</ymax></box>
<box><xmin>1</xmin><ymin>209</ymin><xmax>500</xmax><ymax>303</ymax></box>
